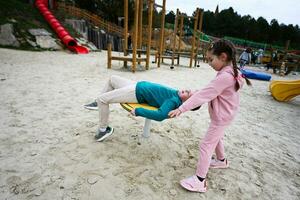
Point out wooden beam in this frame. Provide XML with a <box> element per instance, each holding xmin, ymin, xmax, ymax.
<box><xmin>157</xmin><ymin>0</ymin><xmax>166</xmax><ymax>68</ymax></box>
<box><xmin>107</xmin><ymin>43</ymin><xmax>112</xmax><ymax>68</ymax></box>
<box><xmin>124</xmin><ymin>0</ymin><xmax>128</xmax><ymax>68</ymax></box>
<box><xmin>194</xmin><ymin>9</ymin><xmax>203</xmax><ymax>67</ymax></box>
<box><xmin>154</xmin><ymin>3</ymin><xmax>163</xmax><ymax>8</ymax></box>
<box><xmin>124</xmin><ymin>0</ymin><xmax>128</xmax><ymax>56</ymax></box>
<box><xmin>171</xmin><ymin>9</ymin><xmax>179</xmax><ymax>66</ymax></box>
<box><xmin>138</xmin><ymin>0</ymin><xmax>143</xmax><ymax>52</ymax></box>
<box><xmin>178</xmin><ymin>15</ymin><xmax>184</xmax><ymax>53</ymax></box>
<box><xmin>111</xmin><ymin>56</ymin><xmax>147</xmax><ymax>62</ymax></box>
<box><xmin>146</xmin><ymin>0</ymin><xmax>154</xmax><ymax>70</ymax></box>
<box><xmin>132</xmin><ymin>0</ymin><xmax>140</xmax><ymax>72</ymax></box>
<box><xmin>189</xmin><ymin>8</ymin><xmax>199</xmax><ymax>68</ymax></box>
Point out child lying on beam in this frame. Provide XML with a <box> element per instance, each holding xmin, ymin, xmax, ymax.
<box><xmin>84</xmin><ymin>75</ymin><xmax>200</xmax><ymax>142</ymax></box>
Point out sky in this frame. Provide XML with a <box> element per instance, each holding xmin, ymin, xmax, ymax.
<box><xmin>155</xmin><ymin>0</ymin><xmax>299</xmax><ymax>26</ymax></box>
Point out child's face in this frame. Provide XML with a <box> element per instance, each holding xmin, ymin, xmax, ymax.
<box><xmin>179</xmin><ymin>89</ymin><xmax>192</xmax><ymax>102</ymax></box>
<box><xmin>206</xmin><ymin>51</ymin><xmax>227</xmax><ymax>71</ymax></box>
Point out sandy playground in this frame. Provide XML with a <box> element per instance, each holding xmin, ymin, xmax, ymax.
<box><xmin>0</xmin><ymin>48</ymin><xmax>299</xmax><ymax>200</ymax></box>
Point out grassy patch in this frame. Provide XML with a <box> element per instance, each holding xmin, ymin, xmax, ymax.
<box><xmin>0</xmin><ymin>0</ymin><xmax>51</xmax><ymax>30</ymax></box>
<box><xmin>0</xmin><ymin>0</ymin><xmax>81</xmax><ymax>51</ymax></box>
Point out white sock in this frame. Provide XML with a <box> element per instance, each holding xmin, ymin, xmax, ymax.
<box><xmin>99</xmin><ymin>127</ymin><xmax>107</xmax><ymax>132</ymax></box>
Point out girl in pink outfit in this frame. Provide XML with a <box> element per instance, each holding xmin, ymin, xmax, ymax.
<box><xmin>169</xmin><ymin>39</ymin><xmax>251</xmax><ymax>193</ymax></box>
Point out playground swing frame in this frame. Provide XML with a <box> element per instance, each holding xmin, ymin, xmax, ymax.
<box><xmin>107</xmin><ymin>0</ymin><xmax>154</xmax><ymax>72</ymax></box>
<box><xmin>155</xmin><ymin>8</ymin><xmax>204</xmax><ymax>68</ymax></box>
<box><xmin>126</xmin><ymin>0</ymin><xmax>168</xmax><ymax>69</ymax></box>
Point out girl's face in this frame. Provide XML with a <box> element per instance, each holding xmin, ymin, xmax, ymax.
<box><xmin>206</xmin><ymin>51</ymin><xmax>228</xmax><ymax>71</ymax></box>
<box><xmin>178</xmin><ymin>89</ymin><xmax>192</xmax><ymax>102</ymax></box>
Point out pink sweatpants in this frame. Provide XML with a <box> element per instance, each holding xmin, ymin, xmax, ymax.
<box><xmin>196</xmin><ymin>122</ymin><xmax>227</xmax><ymax>178</ymax></box>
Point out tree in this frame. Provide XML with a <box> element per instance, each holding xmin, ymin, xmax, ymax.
<box><xmin>165</xmin><ymin>11</ymin><xmax>175</xmax><ymax>24</ymax></box>
<box><xmin>74</xmin><ymin>0</ymin><xmax>97</xmax><ymax>12</ymax></box>
<box><xmin>74</xmin><ymin>0</ymin><xmax>134</xmax><ymax>27</ymax></box>
<box><xmin>202</xmin><ymin>10</ymin><xmax>216</xmax><ymax>36</ymax></box>
<box><xmin>269</xmin><ymin>19</ymin><xmax>280</xmax><ymax>43</ymax></box>
<box><xmin>256</xmin><ymin>17</ymin><xmax>269</xmax><ymax>42</ymax></box>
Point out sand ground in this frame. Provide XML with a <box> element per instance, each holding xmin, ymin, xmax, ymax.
<box><xmin>0</xmin><ymin>48</ymin><xmax>299</xmax><ymax>200</ymax></box>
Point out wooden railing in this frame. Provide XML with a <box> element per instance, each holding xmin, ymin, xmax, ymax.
<box><xmin>56</xmin><ymin>2</ymin><xmax>124</xmax><ymax>36</ymax></box>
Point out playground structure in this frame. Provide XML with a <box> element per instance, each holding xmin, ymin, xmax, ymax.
<box><xmin>55</xmin><ymin>0</ymin><xmax>208</xmax><ymax>70</ymax></box>
<box><xmin>264</xmin><ymin>41</ymin><xmax>300</xmax><ymax>76</ymax></box>
<box><xmin>270</xmin><ymin>80</ymin><xmax>300</xmax><ymax>102</ymax></box>
<box><xmin>35</xmin><ymin>0</ymin><xmax>89</xmax><ymax>54</ymax></box>
<box><xmin>56</xmin><ymin>2</ymin><xmax>124</xmax><ymax>37</ymax></box>
<box><xmin>126</xmin><ymin>1</ymin><xmax>168</xmax><ymax>65</ymax></box>
<box><xmin>106</xmin><ymin>1</ymin><xmax>206</xmax><ymax>71</ymax></box>
<box><xmin>268</xmin><ymin>38</ymin><xmax>299</xmax><ymax>79</ymax></box>
<box><xmin>107</xmin><ymin>0</ymin><xmax>157</xmax><ymax>72</ymax></box>
<box><xmin>155</xmin><ymin>8</ymin><xmax>204</xmax><ymax>68</ymax></box>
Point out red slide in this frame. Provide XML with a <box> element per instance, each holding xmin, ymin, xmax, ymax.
<box><xmin>35</xmin><ymin>0</ymin><xmax>89</xmax><ymax>54</ymax></box>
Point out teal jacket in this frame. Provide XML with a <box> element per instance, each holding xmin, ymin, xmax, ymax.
<box><xmin>135</xmin><ymin>81</ymin><xmax>182</xmax><ymax>121</ymax></box>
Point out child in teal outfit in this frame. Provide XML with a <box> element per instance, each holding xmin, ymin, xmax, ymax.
<box><xmin>84</xmin><ymin>75</ymin><xmax>198</xmax><ymax>142</ymax></box>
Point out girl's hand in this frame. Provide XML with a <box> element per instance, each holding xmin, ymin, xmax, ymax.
<box><xmin>130</xmin><ymin>109</ymin><xmax>136</xmax><ymax>116</ymax></box>
<box><xmin>168</xmin><ymin>109</ymin><xmax>182</xmax><ymax>118</ymax></box>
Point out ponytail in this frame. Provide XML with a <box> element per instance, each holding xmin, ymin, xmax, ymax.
<box><xmin>232</xmin><ymin>56</ymin><xmax>240</xmax><ymax>91</ymax></box>
<box><xmin>243</xmin><ymin>74</ymin><xmax>252</xmax><ymax>87</ymax></box>
<box><xmin>232</xmin><ymin>52</ymin><xmax>252</xmax><ymax>91</ymax></box>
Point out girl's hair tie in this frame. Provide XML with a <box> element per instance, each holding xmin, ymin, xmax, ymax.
<box><xmin>235</xmin><ymin>74</ymin><xmax>245</xmax><ymax>80</ymax></box>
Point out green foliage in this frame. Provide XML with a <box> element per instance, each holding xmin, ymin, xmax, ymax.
<box><xmin>0</xmin><ymin>0</ymin><xmax>53</xmax><ymax>50</ymax></box>
<box><xmin>201</xmin><ymin>8</ymin><xmax>300</xmax><ymax>49</ymax></box>
<box><xmin>74</xmin><ymin>0</ymin><xmax>135</xmax><ymax>27</ymax></box>
<box><xmin>0</xmin><ymin>0</ymin><xmax>49</xmax><ymax>29</ymax></box>
<box><xmin>165</xmin><ymin>11</ymin><xmax>175</xmax><ymax>24</ymax></box>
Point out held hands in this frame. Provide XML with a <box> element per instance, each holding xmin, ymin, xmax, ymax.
<box><xmin>168</xmin><ymin>109</ymin><xmax>182</xmax><ymax>118</ymax></box>
<box><xmin>130</xmin><ymin>109</ymin><xmax>136</xmax><ymax>116</ymax></box>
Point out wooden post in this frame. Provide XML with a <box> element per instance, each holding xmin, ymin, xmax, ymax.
<box><xmin>124</xmin><ymin>0</ymin><xmax>128</xmax><ymax>55</ymax></box>
<box><xmin>138</xmin><ymin>0</ymin><xmax>143</xmax><ymax>49</ymax></box>
<box><xmin>137</xmin><ymin>0</ymin><xmax>143</xmax><ymax>64</ymax></box>
<box><xmin>158</xmin><ymin>0</ymin><xmax>166</xmax><ymax>68</ymax></box>
<box><xmin>132</xmin><ymin>0</ymin><xmax>140</xmax><ymax>72</ymax></box>
<box><xmin>171</xmin><ymin>9</ymin><xmax>179</xmax><ymax>67</ymax></box>
<box><xmin>107</xmin><ymin>43</ymin><xmax>112</xmax><ymax>68</ymax></box>
<box><xmin>146</xmin><ymin>0</ymin><xmax>154</xmax><ymax>70</ymax></box>
<box><xmin>176</xmin><ymin>15</ymin><xmax>184</xmax><ymax>66</ymax></box>
<box><xmin>194</xmin><ymin>9</ymin><xmax>203</xmax><ymax>67</ymax></box>
<box><xmin>189</xmin><ymin>8</ymin><xmax>199</xmax><ymax>68</ymax></box>
<box><xmin>124</xmin><ymin>0</ymin><xmax>128</xmax><ymax>68</ymax></box>
<box><xmin>178</xmin><ymin>15</ymin><xmax>184</xmax><ymax>53</ymax></box>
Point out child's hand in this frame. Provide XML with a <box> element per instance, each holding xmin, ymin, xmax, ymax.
<box><xmin>168</xmin><ymin>109</ymin><xmax>182</xmax><ymax>118</ymax></box>
<box><xmin>130</xmin><ymin>109</ymin><xmax>136</xmax><ymax>116</ymax></box>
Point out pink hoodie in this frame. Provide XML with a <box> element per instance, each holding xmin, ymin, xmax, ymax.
<box><xmin>178</xmin><ymin>66</ymin><xmax>244</xmax><ymax>125</ymax></box>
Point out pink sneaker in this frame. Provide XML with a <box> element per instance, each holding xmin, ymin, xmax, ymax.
<box><xmin>180</xmin><ymin>175</ymin><xmax>207</xmax><ymax>193</ymax></box>
<box><xmin>209</xmin><ymin>158</ymin><xmax>229</xmax><ymax>169</ymax></box>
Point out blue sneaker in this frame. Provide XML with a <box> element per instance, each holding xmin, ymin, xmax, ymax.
<box><xmin>95</xmin><ymin>127</ymin><xmax>114</xmax><ymax>142</ymax></box>
<box><xmin>84</xmin><ymin>101</ymin><xmax>98</xmax><ymax>110</ymax></box>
